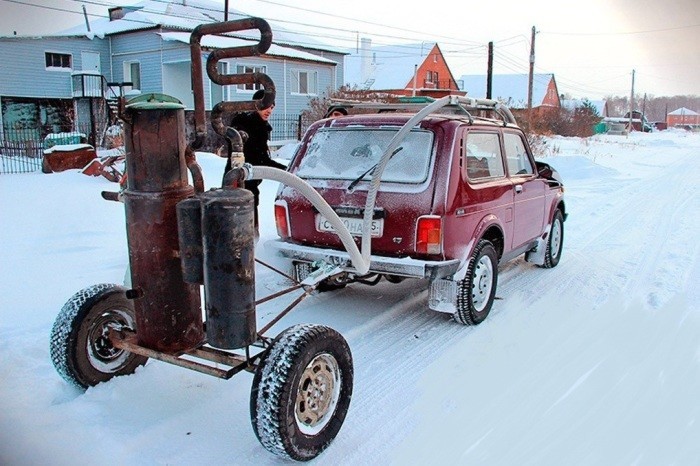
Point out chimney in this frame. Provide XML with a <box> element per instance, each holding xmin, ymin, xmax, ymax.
<box><xmin>108</xmin><ymin>7</ymin><xmax>125</xmax><ymax>21</ymax></box>
<box><xmin>360</xmin><ymin>38</ymin><xmax>372</xmax><ymax>85</ymax></box>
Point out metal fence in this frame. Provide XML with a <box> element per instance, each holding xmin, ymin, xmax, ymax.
<box><xmin>0</xmin><ymin>125</ymin><xmax>93</xmax><ymax>174</ymax></box>
<box><xmin>1</xmin><ymin>114</ymin><xmax>310</xmax><ymax>175</ymax></box>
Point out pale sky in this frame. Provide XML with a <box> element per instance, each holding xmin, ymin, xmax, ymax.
<box><xmin>1</xmin><ymin>0</ymin><xmax>698</xmax><ymax>99</ymax></box>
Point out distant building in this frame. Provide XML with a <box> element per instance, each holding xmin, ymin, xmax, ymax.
<box><xmin>344</xmin><ymin>39</ymin><xmax>463</xmax><ymax>98</ymax></box>
<box><xmin>667</xmin><ymin>107</ymin><xmax>699</xmax><ymax>128</ymax></box>
<box><xmin>458</xmin><ymin>73</ymin><xmax>560</xmax><ymax>109</ymax></box>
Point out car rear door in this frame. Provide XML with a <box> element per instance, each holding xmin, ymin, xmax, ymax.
<box><xmin>503</xmin><ymin>130</ymin><xmax>546</xmax><ymax>249</ymax></box>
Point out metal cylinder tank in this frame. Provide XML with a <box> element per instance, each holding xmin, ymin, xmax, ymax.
<box><xmin>122</xmin><ymin>93</ymin><xmax>205</xmax><ymax>353</ymax></box>
<box><xmin>200</xmin><ymin>188</ymin><xmax>256</xmax><ymax>349</ymax></box>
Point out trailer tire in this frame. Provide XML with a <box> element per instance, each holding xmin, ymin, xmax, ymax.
<box><xmin>49</xmin><ymin>284</ymin><xmax>148</xmax><ymax>390</ymax></box>
<box><xmin>250</xmin><ymin>324</ymin><xmax>353</xmax><ymax>461</ymax></box>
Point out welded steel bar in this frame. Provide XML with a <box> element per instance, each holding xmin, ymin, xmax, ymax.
<box><xmin>258</xmin><ymin>288</ymin><xmax>314</xmax><ymax>335</ymax></box>
<box><xmin>255</xmin><ymin>257</ymin><xmax>298</xmax><ymax>283</ymax></box>
<box><xmin>110</xmin><ymin>329</ymin><xmax>251</xmax><ymax>379</ymax></box>
<box><xmin>255</xmin><ymin>284</ymin><xmax>304</xmax><ymax>306</ymax></box>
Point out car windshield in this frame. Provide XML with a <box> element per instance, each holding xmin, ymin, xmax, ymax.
<box><xmin>295</xmin><ymin>127</ymin><xmax>434</xmax><ymax>183</ymax></box>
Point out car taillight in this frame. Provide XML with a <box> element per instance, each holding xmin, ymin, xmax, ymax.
<box><xmin>274</xmin><ymin>201</ymin><xmax>290</xmax><ymax>238</ymax></box>
<box><xmin>416</xmin><ymin>216</ymin><xmax>442</xmax><ymax>254</ymax></box>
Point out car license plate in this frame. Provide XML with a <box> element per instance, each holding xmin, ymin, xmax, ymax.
<box><xmin>316</xmin><ymin>215</ymin><xmax>383</xmax><ymax>237</ymax></box>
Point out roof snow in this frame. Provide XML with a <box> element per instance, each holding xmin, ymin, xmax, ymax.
<box><xmin>668</xmin><ymin>107</ymin><xmax>698</xmax><ymax>116</ymax></box>
<box><xmin>46</xmin><ymin>0</ymin><xmax>344</xmax><ymax>54</ymax></box>
<box><xmin>458</xmin><ymin>73</ymin><xmax>554</xmax><ymax>108</ymax></box>
<box><xmin>344</xmin><ymin>41</ymin><xmax>437</xmax><ymax>90</ymax></box>
<box><xmin>159</xmin><ymin>32</ymin><xmax>336</xmax><ymax>64</ymax></box>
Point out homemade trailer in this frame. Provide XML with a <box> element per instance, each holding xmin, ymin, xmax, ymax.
<box><xmin>49</xmin><ymin>18</ymin><xmax>353</xmax><ymax>462</ymax></box>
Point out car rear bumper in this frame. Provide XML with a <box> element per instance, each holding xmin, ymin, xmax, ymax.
<box><xmin>266</xmin><ymin>239</ymin><xmax>460</xmax><ymax>280</ymax></box>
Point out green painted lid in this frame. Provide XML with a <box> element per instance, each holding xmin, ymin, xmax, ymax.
<box><xmin>126</xmin><ymin>93</ymin><xmax>184</xmax><ymax>110</ymax></box>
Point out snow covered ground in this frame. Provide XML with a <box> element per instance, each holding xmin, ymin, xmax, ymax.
<box><xmin>1</xmin><ymin>130</ymin><xmax>699</xmax><ymax>465</ymax></box>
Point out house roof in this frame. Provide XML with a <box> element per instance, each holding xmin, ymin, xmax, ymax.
<box><xmin>344</xmin><ymin>41</ymin><xmax>438</xmax><ymax>90</ymax></box>
<box><xmin>159</xmin><ymin>32</ymin><xmax>336</xmax><ymax>64</ymax></box>
<box><xmin>458</xmin><ymin>73</ymin><xmax>555</xmax><ymax>108</ymax></box>
<box><xmin>48</xmin><ymin>0</ymin><xmax>345</xmax><ymax>55</ymax></box>
<box><xmin>561</xmin><ymin>98</ymin><xmax>607</xmax><ymax>117</ymax></box>
<box><xmin>668</xmin><ymin>107</ymin><xmax>698</xmax><ymax>116</ymax></box>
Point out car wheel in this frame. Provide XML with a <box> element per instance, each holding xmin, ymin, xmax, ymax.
<box><xmin>453</xmin><ymin>240</ymin><xmax>498</xmax><ymax>325</ymax></box>
<box><xmin>50</xmin><ymin>284</ymin><xmax>148</xmax><ymax>390</ymax></box>
<box><xmin>250</xmin><ymin>324</ymin><xmax>353</xmax><ymax>461</ymax></box>
<box><xmin>541</xmin><ymin>210</ymin><xmax>564</xmax><ymax>268</ymax></box>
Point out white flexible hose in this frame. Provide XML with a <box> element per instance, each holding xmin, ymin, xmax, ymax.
<box><xmin>247</xmin><ymin>165</ymin><xmax>370</xmax><ymax>274</ymax></box>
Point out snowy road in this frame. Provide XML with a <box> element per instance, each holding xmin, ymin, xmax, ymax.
<box><xmin>1</xmin><ymin>131</ymin><xmax>699</xmax><ymax>465</ymax></box>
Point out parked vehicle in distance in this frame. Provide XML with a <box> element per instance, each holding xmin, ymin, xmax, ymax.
<box><xmin>268</xmin><ymin>97</ymin><xmax>566</xmax><ymax>325</ymax></box>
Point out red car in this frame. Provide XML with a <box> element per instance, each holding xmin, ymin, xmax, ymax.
<box><xmin>268</xmin><ymin>97</ymin><xmax>566</xmax><ymax>325</ymax></box>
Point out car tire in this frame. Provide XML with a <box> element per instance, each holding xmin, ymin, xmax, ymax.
<box><xmin>453</xmin><ymin>240</ymin><xmax>498</xmax><ymax>325</ymax></box>
<box><xmin>250</xmin><ymin>324</ymin><xmax>353</xmax><ymax>461</ymax></box>
<box><xmin>541</xmin><ymin>210</ymin><xmax>564</xmax><ymax>268</ymax></box>
<box><xmin>50</xmin><ymin>284</ymin><xmax>148</xmax><ymax>390</ymax></box>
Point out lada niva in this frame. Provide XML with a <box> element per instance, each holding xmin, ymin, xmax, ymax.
<box><xmin>268</xmin><ymin>97</ymin><xmax>566</xmax><ymax>325</ymax></box>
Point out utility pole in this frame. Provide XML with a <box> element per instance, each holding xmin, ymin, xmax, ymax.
<box><xmin>527</xmin><ymin>26</ymin><xmax>536</xmax><ymax>111</ymax></box>
<box><xmin>487</xmin><ymin>41</ymin><xmax>494</xmax><ymax>99</ymax></box>
<box><xmin>629</xmin><ymin>69</ymin><xmax>635</xmax><ymax>132</ymax></box>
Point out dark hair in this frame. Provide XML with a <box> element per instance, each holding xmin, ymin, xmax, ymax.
<box><xmin>324</xmin><ymin>106</ymin><xmax>348</xmax><ymax>118</ymax></box>
<box><xmin>253</xmin><ymin>89</ymin><xmax>274</xmax><ymax>109</ymax></box>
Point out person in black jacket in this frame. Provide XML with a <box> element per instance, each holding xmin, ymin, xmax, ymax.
<box><xmin>225</xmin><ymin>89</ymin><xmax>286</xmax><ymax>238</ymax></box>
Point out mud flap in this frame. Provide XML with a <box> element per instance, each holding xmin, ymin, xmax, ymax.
<box><xmin>525</xmin><ymin>224</ymin><xmax>551</xmax><ymax>266</ymax></box>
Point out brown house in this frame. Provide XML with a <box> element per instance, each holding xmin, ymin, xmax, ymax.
<box><xmin>667</xmin><ymin>107</ymin><xmax>699</xmax><ymax>128</ymax></box>
<box><xmin>344</xmin><ymin>39</ymin><xmax>464</xmax><ymax>98</ymax></box>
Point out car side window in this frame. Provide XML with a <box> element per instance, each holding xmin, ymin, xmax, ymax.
<box><xmin>504</xmin><ymin>133</ymin><xmax>534</xmax><ymax>176</ymax></box>
<box><xmin>464</xmin><ymin>132</ymin><xmax>505</xmax><ymax>181</ymax></box>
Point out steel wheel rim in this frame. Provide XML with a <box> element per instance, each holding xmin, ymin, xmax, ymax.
<box><xmin>471</xmin><ymin>255</ymin><xmax>494</xmax><ymax>312</ymax></box>
<box><xmin>295</xmin><ymin>353</ymin><xmax>341</xmax><ymax>435</ymax></box>
<box><xmin>550</xmin><ymin>218</ymin><xmax>562</xmax><ymax>259</ymax></box>
<box><xmin>86</xmin><ymin>309</ymin><xmax>134</xmax><ymax>373</ymax></box>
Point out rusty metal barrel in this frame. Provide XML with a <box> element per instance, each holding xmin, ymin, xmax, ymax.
<box><xmin>122</xmin><ymin>93</ymin><xmax>205</xmax><ymax>353</ymax></box>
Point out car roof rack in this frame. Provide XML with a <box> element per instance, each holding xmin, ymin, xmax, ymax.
<box><xmin>328</xmin><ymin>95</ymin><xmax>517</xmax><ymax>126</ymax></box>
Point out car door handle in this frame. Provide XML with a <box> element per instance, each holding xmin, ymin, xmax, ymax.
<box><xmin>514</xmin><ymin>185</ymin><xmax>523</xmax><ymax>193</ymax></box>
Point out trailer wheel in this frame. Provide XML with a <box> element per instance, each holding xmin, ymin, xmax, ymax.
<box><xmin>50</xmin><ymin>284</ymin><xmax>148</xmax><ymax>390</ymax></box>
<box><xmin>250</xmin><ymin>324</ymin><xmax>353</xmax><ymax>461</ymax></box>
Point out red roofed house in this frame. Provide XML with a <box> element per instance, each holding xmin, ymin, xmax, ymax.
<box><xmin>667</xmin><ymin>107</ymin><xmax>699</xmax><ymax>128</ymax></box>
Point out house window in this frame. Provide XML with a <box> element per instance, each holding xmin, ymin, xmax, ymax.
<box><xmin>291</xmin><ymin>70</ymin><xmax>318</xmax><ymax>95</ymax></box>
<box><xmin>236</xmin><ymin>65</ymin><xmax>267</xmax><ymax>91</ymax></box>
<box><xmin>45</xmin><ymin>52</ymin><xmax>72</xmax><ymax>70</ymax></box>
<box><xmin>124</xmin><ymin>61</ymin><xmax>141</xmax><ymax>90</ymax></box>
<box><xmin>426</xmin><ymin>71</ymin><xmax>432</xmax><ymax>83</ymax></box>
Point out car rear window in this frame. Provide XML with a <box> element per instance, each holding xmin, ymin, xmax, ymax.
<box><xmin>296</xmin><ymin>127</ymin><xmax>434</xmax><ymax>183</ymax></box>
